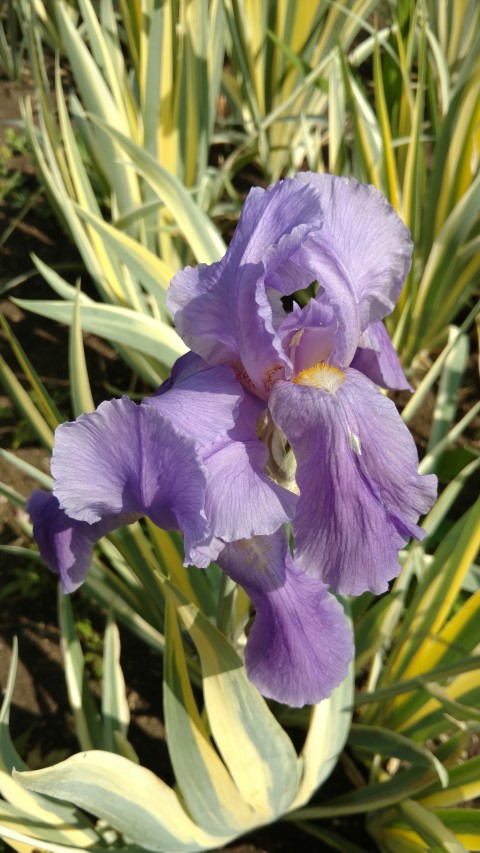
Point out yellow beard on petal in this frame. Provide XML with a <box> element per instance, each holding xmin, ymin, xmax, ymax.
<box><xmin>293</xmin><ymin>361</ymin><xmax>346</xmax><ymax>392</ymax></box>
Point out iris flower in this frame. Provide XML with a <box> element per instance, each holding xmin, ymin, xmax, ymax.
<box><xmin>169</xmin><ymin>173</ymin><xmax>437</xmax><ymax>594</ymax></box>
<box><xmin>28</xmin><ymin>173</ymin><xmax>436</xmax><ymax>707</ymax></box>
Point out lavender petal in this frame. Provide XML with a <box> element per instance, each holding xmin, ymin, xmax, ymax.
<box><xmin>218</xmin><ymin>531</ymin><xmax>353</xmax><ymax>707</ymax></box>
<box><xmin>269</xmin><ymin>370</ymin><xmax>437</xmax><ymax>595</ymax></box>
<box><xmin>351</xmin><ymin>321</ymin><xmax>412</xmax><ymax>391</ymax></box>
<box><xmin>27</xmin><ymin>491</ymin><xmax>135</xmax><ymax>593</ymax></box>
<box><xmin>51</xmin><ymin>397</ymin><xmax>208</xmax><ymax>563</ymax></box>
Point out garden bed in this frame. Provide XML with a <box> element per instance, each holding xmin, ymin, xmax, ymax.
<box><xmin>1</xmin><ymin>22</ymin><xmax>480</xmax><ymax>847</ymax></box>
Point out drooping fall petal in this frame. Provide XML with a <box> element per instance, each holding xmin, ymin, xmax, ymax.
<box><xmin>51</xmin><ymin>397</ymin><xmax>208</xmax><ymax>564</ymax></box>
<box><xmin>218</xmin><ymin>530</ymin><xmax>353</xmax><ymax>707</ymax></box>
<box><xmin>351</xmin><ymin>321</ymin><xmax>412</xmax><ymax>391</ymax></box>
<box><xmin>269</xmin><ymin>369</ymin><xmax>437</xmax><ymax>595</ymax></box>
<box><xmin>27</xmin><ymin>491</ymin><xmax>132</xmax><ymax>593</ymax></box>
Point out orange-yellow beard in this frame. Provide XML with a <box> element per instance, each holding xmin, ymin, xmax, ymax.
<box><xmin>293</xmin><ymin>362</ymin><xmax>346</xmax><ymax>393</ymax></box>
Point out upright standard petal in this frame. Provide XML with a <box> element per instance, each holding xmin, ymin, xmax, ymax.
<box><xmin>168</xmin><ymin>178</ymin><xmax>327</xmax><ymax>397</ymax></box>
<box><xmin>166</xmin><ymin>254</ymin><xmax>238</xmax><ymax>367</ymax></box>
<box><xmin>218</xmin><ymin>531</ymin><xmax>353</xmax><ymax>707</ymax></box>
<box><xmin>169</xmin><ymin>174</ymin><xmax>412</xmax><ymax>391</ymax></box>
<box><xmin>51</xmin><ymin>397</ymin><xmax>208</xmax><ymax>563</ymax></box>
<box><xmin>269</xmin><ymin>370</ymin><xmax>437</xmax><ymax>595</ymax></box>
<box><xmin>294</xmin><ymin>173</ymin><xmax>413</xmax><ymax>331</ymax></box>
<box><xmin>278</xmin><ymin>300</ymin><xmax>337</xmax><ymax>377</ymax></box>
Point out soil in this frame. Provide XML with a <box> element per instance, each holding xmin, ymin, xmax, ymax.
<box><xmin>1</xmin><ymin>73</ymin><xmax>479</xmax><ymax>853</ymax></box>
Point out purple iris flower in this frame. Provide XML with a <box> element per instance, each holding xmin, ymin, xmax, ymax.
<box><xmin>28</xmin><ymin>358</ymin><xmax>350</xmax><ymax>706</ymax></box>
<box><xmin>146</xmin><ymin>351</ymin><xmax>354</xmax><ymax>704</ymax></box>
<box><xmin>168</xmin><ymin>173</ymin><xmax>437</xmax><ymax>595</ymax></box>
<box><xmin>27</xmin><ymin>172</ymin><xmax>436</xmax><ymax>707</ymax></box>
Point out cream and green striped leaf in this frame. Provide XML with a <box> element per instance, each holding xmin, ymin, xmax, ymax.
<box><xmin>13</xmin><ymin>297</ymin><xmax>187</xmax><ymax>372</ymax></box>
<box><xmin>6</xmin><ymin>573</ymin><xmax>352</xmax><ymax>851</ymax></box>
<box><xmin>0</xmin><ymin>642</ymin><xmax>103</xmax><ymax>853</ymax></box>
